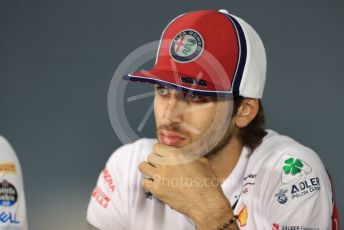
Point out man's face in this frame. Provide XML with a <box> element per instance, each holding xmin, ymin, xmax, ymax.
<box><xmin>154</xmin><ymin>84</ymin><xmax>234</xmax><ymax>157</ymax></box>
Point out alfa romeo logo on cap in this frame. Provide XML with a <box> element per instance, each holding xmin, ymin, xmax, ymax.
<box><xmin>170</xmin><ymin>29</ymin><xmax>204</xmax><ymax>63</ymax></box>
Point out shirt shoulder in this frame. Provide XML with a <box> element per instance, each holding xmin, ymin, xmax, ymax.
<box><xmin>0</xmin><ymin>135</ymin><xmax>28</xmax><ymax>230</ymax></box>
<box><xmin>87</xmin><ymin>138</ymin><xmax>157</xmax><ymax>229</ymax></box>
<box><xmin>247</xmin><ymin>130</ymin><xmax>327</xmax><ymax>176</ymax></box>
<box><xmin>0</xmin><ymin>135</ymin><xmax>21</xmax><ymax>173</ymax></box>
<box><xmin>106</xmin><ymin>138</ymin><xmax>157</xmax><ymax>178</ymax></box>
<box><xmin>240</xmin><ymin>130</ymin><xmax>332</xmax><ymax>228</ymax></box>
<box><xmin>0</xmin><ymin>136</ymin><xmax>18</xmax><ymax>163</ymax></box>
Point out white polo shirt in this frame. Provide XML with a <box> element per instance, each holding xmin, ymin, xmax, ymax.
<box><xmin>0</xmin><ymin>136</ymin><xmax>28</xmax><ymax>230</ymax></box>
<box><xmin>87</xmin><ymin>130</ymin><xmax>333</xmax><ymax>230</ymax></box>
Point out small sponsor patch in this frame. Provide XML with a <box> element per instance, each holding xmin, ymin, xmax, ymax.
<box><xmin>272</xmin><ymin>223</ymin><xmax>280</xmax><ymax>230</ymax></box>
<box><xmin>275</xmin><ymin>188</ymin><xmax>288</xmax><ymax>204</ymax></box>
<box><xmin>0</xmin><ymin>163</ymin><xmax>16</xmax><ymax>174</ymax></box>
<box><xmin>145</xmin><ymin>191</ymin><xmax>153</xmax><ymax>199</ymax></box>
<box><xmin>243</xmin><ymin>173</ymin><xmax>257</xmax><ymax>180</ymax></box>
<box><xmin>0</xmin><ymin>180</ymin><xmax>18</xmax><ymax>207</ymax></box>
<box><xmin>272</xmin><ymin>223</ymin><xmax>319</xmax><ymax>230</ymax></box>
<box><xmin>243</xmin><ymin>173</ymin><xmax>257</xmax><ymax>187</ymax></box>
<box><xmin>92</xmin><ymin>186</ymin><xmax>110</xmax><ymax>208</ymax></box>
<box><xmin>0</xmin><ymin>211</ymin><xmax>20</xmax><ymax>224</ymax></box>
<box><xmin>170</xmin><ymin>29</ymin><xmax>204</xmax><ymax>63</ymax></box>
<box><xmin>237</xmin><ymin>205</ymin><xmax>248</xmax><ymax>227</ymax></box>
<box><xmin>280</xmin><ymin>226</ymin><xmax>319</xmax><ymax>230</ymax></box>
<box><xmin>102</xmin><ymin>167</ymin><xmax>115</xmax><ymax>193</ymax></box>
<box><xmin>283</xmin><ymin>158</ymin><xmax>303</xmax><ymax>175</ymax></box>
<box><xmin>281</xmin><ymin>155</ymin><xmax>312</xmax><ymax>184</ymax></box>
<box><xmin>291</xmin><ymin>177</ymin><xmax>321</xmax><ymax>200</ymax></box>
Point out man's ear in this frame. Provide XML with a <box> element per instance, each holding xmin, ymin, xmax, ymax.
<box><xmin>234</xmin><ymin>98</ymin><xmax>259</xmax><ymax>128</ymax></box>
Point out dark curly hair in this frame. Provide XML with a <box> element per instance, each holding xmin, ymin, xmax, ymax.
<box><xmin>233</xmin><ymin>96</ymin><xmax>267</xmax><ymax>150</ymax></box>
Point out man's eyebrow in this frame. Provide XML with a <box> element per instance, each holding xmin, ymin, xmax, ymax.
<box><xmin>154</xmin><ymin>84</ymin><xmax>167</xmax><ymax>88</ymax></box>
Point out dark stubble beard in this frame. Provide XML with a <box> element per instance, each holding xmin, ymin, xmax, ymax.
<box><xmin>156</xmin><ymin>99</ymin><xmax>235</xmax><ymax>159</ymax></box>
<box><xmin>201</xmin><ymin>117</ymin><xmax>234</xmax><ymax>158</ymax></box>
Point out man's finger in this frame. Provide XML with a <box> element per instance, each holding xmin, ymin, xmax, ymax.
<box><xmin>138</xmin><ymin>161</ymin><xmax>158</xmax><ymax>178</ymax></box>
<box><xmin>147</xmin><ymin>152</ymin><xmax>165</xmax><ymax>166</ymax></box>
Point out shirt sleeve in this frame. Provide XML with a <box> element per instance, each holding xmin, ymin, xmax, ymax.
<box><xmin>258</xmin><ymin>148</ymin><xmax>332</xmax><ymax>229</ymax></box>
<box><xmin>0</xmin><ymin>136</ymin><xmax>28</xmax><ymax>230</ymax></box>
<box><xmin>87</xmin><ymin>146</ymin><xmax>131</xmax><ymax>230</ymax></box>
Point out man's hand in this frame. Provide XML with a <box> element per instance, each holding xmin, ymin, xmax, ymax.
<box><xmin>138</xmin><ymin>143</ymin><xmax>238</xmax><ymax>230</ymax></box>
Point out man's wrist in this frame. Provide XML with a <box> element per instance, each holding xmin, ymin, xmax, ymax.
<box><xmin>192</xmin><ymin>199</ymin><xmax>238</xmax><ymax>230</ymax></box>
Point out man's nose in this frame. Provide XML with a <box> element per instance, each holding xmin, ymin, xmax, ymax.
<box><xmin>161</xmin><ymin>92</ymin><xmax>185</xmax><ymax>125</ymax></box>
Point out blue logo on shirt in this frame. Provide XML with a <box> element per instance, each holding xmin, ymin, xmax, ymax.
<box><xmin>0</xmin><ymin>212</ymin><xmax>20</xmax><ymax>224</ymax></box>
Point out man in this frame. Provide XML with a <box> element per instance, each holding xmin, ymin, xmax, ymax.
<box><xmin>87</xmin><ymin>9</ymin><xmax>338</xmax><ymax>229</ymax></box>
<box><xmin>0</xmin><ymin>136</ymin><xmax>28</xmax><ymax>230</ymax></box>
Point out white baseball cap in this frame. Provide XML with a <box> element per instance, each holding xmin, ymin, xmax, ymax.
<box><xmin>124</xmin><ymin>9</ymin><xmax>267</xmax><ymax>98</ymax></box>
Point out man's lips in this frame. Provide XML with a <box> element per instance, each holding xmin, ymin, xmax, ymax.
<box><xmin>159</xmin><ymin>130</ymin><xmax>186</xmax><ymax>146</ymax></box>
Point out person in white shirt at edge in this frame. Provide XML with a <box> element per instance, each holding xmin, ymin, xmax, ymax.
<box><xmin>87</xmin><ymin>9</ymin><xmax>339</xmax><ymax>230</ymax></box>
<box><xmin>0</xmin><ymin>136</ymin><xmax>28</xmax><ymax>230</ymax></box>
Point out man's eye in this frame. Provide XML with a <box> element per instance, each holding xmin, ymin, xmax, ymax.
<box><xmin>185</xmin><ymin>93</ymin><xmax>206</xmax><ymax>102</ymax></box>
<box><xmin>155</xmin><ymin>85</ymin><xmax>170</xmax><ymax>96</ymax></box>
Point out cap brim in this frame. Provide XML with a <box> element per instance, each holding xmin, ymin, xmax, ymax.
<box><xmin>123</xmin><ymin>69</ymin><xmax>233</xmax><ymax>97</ymax></box>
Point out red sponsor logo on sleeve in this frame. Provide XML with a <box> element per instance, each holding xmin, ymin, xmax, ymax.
<box><xmin>102</xmin><ymin>167</ymin><xmax>116</xmax><ymax>193</ymax></box>
<box><xmin>92</xmin><ymin>186</ymin><xmax>110</xmax><ymax>208</ymax></box>
<box><xmin>272</xmin><ymin>223</ymin><xmax>279</xmax><ymax>230</ymax></box>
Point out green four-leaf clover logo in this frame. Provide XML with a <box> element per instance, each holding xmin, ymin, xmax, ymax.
<box><xmin>283</xmin><ymin>158</ymin><xmax>303</xmax><ymax>175</ymax></box>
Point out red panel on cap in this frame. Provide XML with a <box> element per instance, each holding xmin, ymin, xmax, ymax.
<box><xmin>131</xmin><ymin>10</ymin><xmax>240</xmax><ymax>93</ymax></box>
